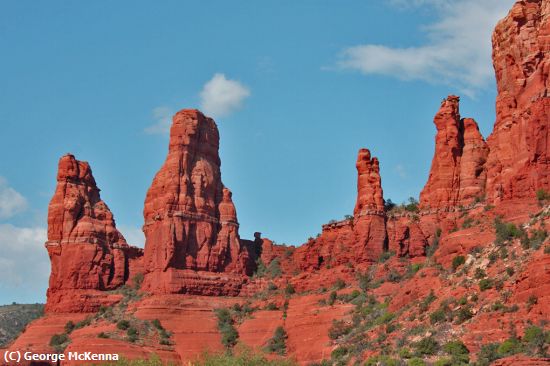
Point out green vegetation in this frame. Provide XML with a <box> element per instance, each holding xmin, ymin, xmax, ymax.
<box><xmin>49</xmin><ymin>333</ymin><xmax>70</xmax><ymax>352</ymax></box>
<box><xmin>267</xmin><ymin>259</ymin><xmax>282</xmax><ymax>278</ymax></box>
<box><xmin>333</xmin><ymin>278</ymin><xmax>346</xmax><ymax>290</ymax></box>
<box><xmin>536</xmin><ymin>189</ymin><xmax>550</xmax><ymax>203</ymax></box>
<box><xmin>452</xmin><ymin>255</ymin><xmax>466</xmax><ymax>271</ymax></box>
<box><xmin>494</xmin><ymin>218</ymin><xmax>523</xmax><ymax>245</ymax></box>
<box><xmin>414</xmin><ymin>336</ymin><xmax>439</xmax><ymax>356</ymax></box>
<box><xmin>379</xmin><ymin>251</ymin><xmax>395</xmax><ymax>263</ymax></box>
<box><xmin>443</xmin><ymin>340</ymin><xmax>469</xmax><ymax>364</ymax></box>
<box><xmin>214</xmin><ymin>308</ymin><xmax>239</xmax><ymax>349</ymax></box>
<box><xmin>479</xmin><ymin>278</ymin><xmax>493</xmax><ymax>291</ymax></box>
<box><xmin>265</xmin><ymin>326</ymin><xmax>288</xmax><ymax>355</ymax></box>
<box><xmin>521</xmin><ymin>229</ymin><xmax>548</xmax><ymax>250</ymax></box>
<box><xmin>284</xmin><ymin>283</ymin><xmax>296</xmax><ymax>295</ymax></box>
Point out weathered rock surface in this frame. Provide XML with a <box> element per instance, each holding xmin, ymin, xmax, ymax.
<box><xmin>486</xmin><ymin>0</ymin><xmax>550</xmax><ymax>203</ymax></box>
<box><xmin>141</xmin><ymin>109</ymin><xmax>253</xmax><ymax>294</ymax></box>
<box><xmin>45</xmin><ymin>154</ymin><xmax>143</xmax><ymax>313</ymax></box>
<box><xmin>420</xmin><ymin>96</ymin><xmax>489</xmax><ymax>209</ymax></box>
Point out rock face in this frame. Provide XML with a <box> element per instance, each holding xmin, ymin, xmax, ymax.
<box><xmin>45</xmin><ymin>154</ymin><xmax>143</xmax><ymax>313</ymax></box>
<box><xmin>485</xmin><ymin>0</ymin><xmax>550</xmax><ymax>203</ymax></box>
<box><xmin>420</xmin><ymin>96</ymin><xmax>489</xmax><ymax>209</ymax></box>
<box><xmin>141</xmin><ymin>109</ymin><xmax>253</xmax><ymax>294</ymax></box>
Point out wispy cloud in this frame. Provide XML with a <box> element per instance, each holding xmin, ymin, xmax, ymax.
<box><xmin>337</xmin><ymin>0</ymin><xmax>515</xmax><ymax>96</ymax></box>
<box><xmin>200</xmin><ymin>73</ymin><xmax>250</xmax><ymax>118</ymax></box>
<box><xmin>144</xmin><ymin>106</ymin><xmax>174</xmax><ymax>135</ymax></box>
<box><xmin>0</xmin><ymin>177</ymin><xmax>28</xmax><ymax>220</ymax></box>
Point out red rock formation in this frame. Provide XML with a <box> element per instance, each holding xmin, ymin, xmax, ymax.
<box><xmin>294</xmin><ymin>149</ymin><xmax>387</xmax><ymax>269</ymax></box>
<box><xmin>485</xmin><ymin>0</ymin><xmax>550</xmax><ymax>203</ymax></box>
<box><xmin>141</xmin><ymin>109</ymin><xmax>253</xmax><ymax>294</ymax></box>
<box><xmin>45</xmin><ymin>154</ymin><xmax>142</xmax><ymax>313</ymax></box>
<box><xmin>353</xmin><ymin>149</ymin><xmax>387</xmax><ymax>262</ymax></box>
<box><xmin>387</xmin><ymin>217</ymin><xmax>427</xmax><ymax>258</ymax></box>
<box><xmin>420</xmin><ymin>96</ymin><xmax>488</xmax><ymax>209</ymax></box>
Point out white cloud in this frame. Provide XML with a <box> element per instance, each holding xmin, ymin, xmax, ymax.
<box><xmin>144</xmin><ymin>106</ymin><xmax>174</xmax><ymax>135</ymax></box>
<box><xmin>338</xmin><ymin>0</ymin><xmax>515</xmax><ymax>96</ymax></box>
<box><xmin>0</xmin><ymin>177</ymin><xmax>28</xmax><ymax>220</ymax></box>
<box><xmin>0</xmin><ymin>224</ymin><xmax>49</xmax><ymax>293</ymax></box>
<box><xmin>200</xmin><ymin>73</ymin><xmax>250</xmax><ymax>118</ymax></box>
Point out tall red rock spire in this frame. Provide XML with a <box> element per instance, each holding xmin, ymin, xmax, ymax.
<box><xmin>353</xmin><ymin>148</ymin><xmax>386</xmax><ymax>261</ymax></box>
<box><xmin>45</xmin><ymin>154</ymin><xmax>139</xmax><ymax>312</ymax></box>
<box><xmin>420</xmin><ymin>96</ymin><xmax>488</xmax><ymax>209</ymax></box>
<box><xmin>141</xmin><ymin>109</ymin><xmax>252</xmax><ymax>294</ymax></box>
<box><xmin>486</xmin><ymin>0</ymin><xmax>550</xmax><ymax>203</ymax></box>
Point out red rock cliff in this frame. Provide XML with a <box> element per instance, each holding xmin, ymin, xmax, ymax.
<box><xmin>486</xmin><ymin>0</ymin><xmax>550</xmax><ymax>203</ymax></box>
<box><xmin>141</xmin><ymin>109</ymin><xmax>253</xmax><ymax>294</ymax></box>
<box><xmin>45</xmin><ymin>154</ymin><xmax>142</xmax><ymax>313</ymax></box>
<box><xmin>420</xmin><ymin>96</ymin><xmax>489</xmax><ymax>209</ymax></box>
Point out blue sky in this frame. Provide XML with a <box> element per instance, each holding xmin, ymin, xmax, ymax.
<box><xmin>0</xmin><ymin>0</ymin><xmax>515</xmax><ymax>304</ymax></box>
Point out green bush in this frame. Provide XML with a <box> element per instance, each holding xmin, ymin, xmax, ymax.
<box><xmin>454</xmin><ymin>306</ymin><xmax>473</xmax><ymax>323</ymax></box>
<box><xmin>151</xmin><ymin>319</ymin><xmax>163</xmax><ymax>330</ymax></box>
<box><xmin>379</xmin><ymin>251</ymin><xmax>394</xmax><ymax>263</ymax></box>
<box><xmin>479</xmin><ymin>279</ymin><xmax>493</xmax><ymax>291</ymax></box>
<box><xmin>265</xmin><ymin>326</ymin><xmax>287</xmax><ymax>355</ymax></box>
<box><xmin>476</xmin><ymin>343</ymin><xmax>501</xmax><ymax>366</ymax></box>
<box><xmin>267</xmin><ymin>259</ymin><xmax>282</xmax><ymax>278</ymax></box>
<box><xmin>405</xmin><ymin>197</ymin><xmax>420</xmax><ymax>212</ymax></box>
<box><xmin>49</xmin><ymin>333</ymin><xmax>69</xmax><ymax>347</ymax></box>
<box><xmin>443</xmin><ymin>340</ymin><xmax>469</xmax><ymax>364</ymax></box>
<box><xmin>462</xmin><ymin>217</ymin><xmax>475</xmax><ymax>229</ymax></box>
<box><xmin>214</xmin><ymin>308</ymin><xmax>238</xmax><ymax>349</ymax></box>
<box><xmin>414</xmin><ymin>336</ymin><xmax>439</xmax><ymax>356</ymax></box>
<box><xmin>254</xmin><ymin>259</ymin><xmax>267</xmax><ymax>277</ymax></box>
<box><xmin>408</xmin><ymin>358</ymin><xmax>426</xmax><ymax>366</ymax></box>
<box><xmin>523</xmin><ymin>325</ymin><xmax>547</xmax><ymax>356</ymax></box>
<box><xmin>117</xmin><ymin>320</ymin><xmax>131</xmax><ymax>330</ymax></box>
<box><xmin>497</xmin><ymin>338</ymin><xmax>523</xmax><ymax>356</ymax></box>
<box><xmin>284</xmin><ymin>283</ymin><xmax>295</xmax><ymax>295</ymax></box>
<box><xmin>536</xmin><ymin>189</ymin><xmax>550</xmax><ymax>202</ymax></box>
<box><xmin>328</xmin><ymin>319</ymin><xmax>352</xmax><ymax>340</ymax></box>
<box><xmin>98</xmin><ymin>332</ymin><xmax>109</xmax><ymax>339</ymax></box>
<box><xmin>327</xmin><ymin>291</ymin><xmax>337</xmax><ymax>306</ymax></box>
<box><xmin>494</xmin><ymin>218</ymin><xmax>523</xmax><ymax>245</ymax></box>
<box><xmin>430</xmin><ymin>309</ymin><xmax>446</xmax><ymax>324</ymax></box>
<box><xmin>64</xmin><ymin>320</ymin><xmax>75</xmax><ymax>334</ymax></box>
<box><xmin>452</xmin><ymin>255</ymin><xmax>466</xmax><ymax>271</ymax></box>
<box><xmin>265</xmin><ymin>302</ymin><xmax>278</xmax><ymax>311</ymax></box>
<box><xmin>333</xmin><ymin>278</ymin><xmax>346</xmax><ymax>290</ymax></box>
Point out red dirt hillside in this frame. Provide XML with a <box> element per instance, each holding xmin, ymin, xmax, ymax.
<box><xmin>2</xmin><ymin>1</ymin><xmax>550</xmax><ymax>365</ymax></box>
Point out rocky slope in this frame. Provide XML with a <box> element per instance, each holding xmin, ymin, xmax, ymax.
<box><xmin>0</xmin><ymin>304</ymin><xmax>43</xmax><ymax>348</ymax></box>
<box><xmin>2</xmin><ymin>0</ymin><xmax>550</xmax><ymax>365</ymax></box>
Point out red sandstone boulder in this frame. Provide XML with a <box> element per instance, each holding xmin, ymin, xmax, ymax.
<box><xmin>141</xmin><ymin>109</ymin><xmax>253</xmax><ymax>294</ymax></box>
<box><xmin>486</xmin><ymin>0</ymin><xmax>550</xmax><ymax>203</ymax></box>
<box><xmin>45</xmin><ymin>154</ymin><xmax>143</xmax><ymax>313</ymax></box>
